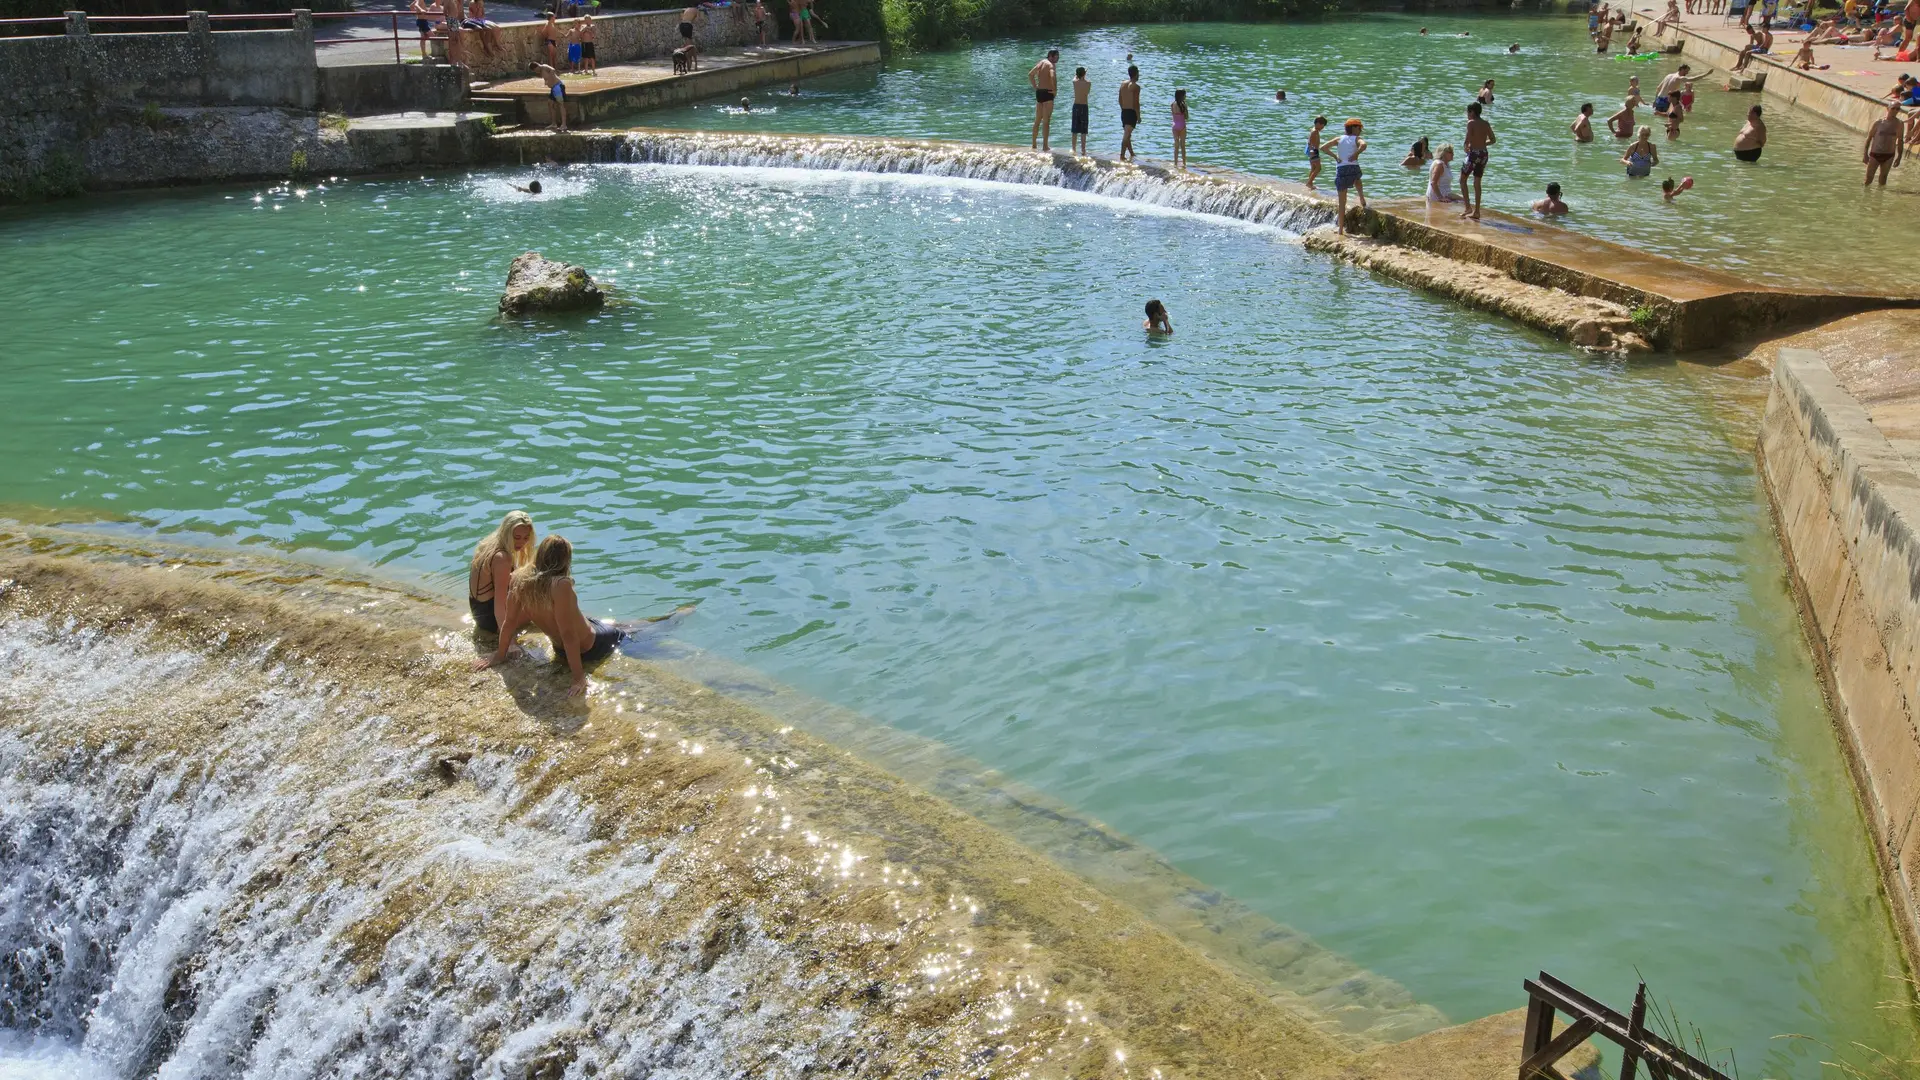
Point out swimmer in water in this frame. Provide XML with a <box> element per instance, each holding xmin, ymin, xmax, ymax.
<box><xmin>739</xmin><ymin>96</ymin><xmax>751</xmax><ymax>111</ymax></box>
<box><xmin>1275</xmin><ymin>88</ymin><xmax>1287</xmax><ymax>101</ymax></box>
<box><xmin>1572</xmin><ymin>102</ymin><xmax>1595</xmax><ymax>142</ymax></box>
<box><xmin>1532</xmin><ymin>181</ymin><xmax>1569</xmax><ymax>215</ymax></box>
<box><xmin>1661</xmin><ymin>175</ymin><xmax>1693</xmax><ymax>201</ymax></box>
<box><xmin>514</xmin><ymin>179</ymin><xmax>544</xmax><ymax>194</ymax></box>
<box><xmin>1144</xmin><ymin>299</ymin><xmax>1173</xmax><ymax>334</ymax></box>
<box><xmin>468</xmin><ymin>510</ymin><xmax>535</xmax><ymax>634</ymax></box>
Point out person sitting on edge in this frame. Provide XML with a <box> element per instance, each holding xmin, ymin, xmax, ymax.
<box><xmin>534</xmin><ymin>63</ymin><xmax>567</xmax><ymax>131</ymax></box>
<box><xmin>1070</xmin><ymin>66</ymin><xmax>1092</xmax><ymax>157</ymax></box>
<box><xmin>475</xmin><ymin>535</ymin><xmax>627</xmax><ymax>698</ymax></box>
<box><xmin>1532</xmin><ymin>182</ymin><xmax>1570</xmax><ymax>215</ymax></box>
<box><xmin>1402</xmin><ymin>137</ymin><xmax>1432</xmax><ymax>168</ymax></box>
<box><xmin>1029</xmin><ymin>48</ymin><xmax>1059</xmax><ymax>152</ymax></box>
<box><xmin>469</xmin><ymin>510</ymin><xmax>535</xmax><ymax>634</ymax></box>
<box><xmin>1572</xmin><ymin>102</ymin><xmax>1595</xmax><ymax>142</ymax></box>
<box><xmin>1427</xmin><ymin>143</ymin><xmax>1461</xmax><ymax>202</ymax></box>
<box><xmin>1144</xmin><ymin>299</ymin><xmax>1173</xmax><ymax>335</ymax></box>
<box><xmin>1622</xmin><ymin>125</ymin><xmax>1659</xmax><ymax>175</ymax></box>
<box><xmin>1733</xmin><ymin>104</ymin><xmax>1767</xmax><ymax>160</ymax></box>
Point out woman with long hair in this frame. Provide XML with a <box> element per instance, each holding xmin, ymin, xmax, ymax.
<box><xmin>476</xmin><ymin>534</ymin><xmax>625</xmax><ymax>697</ymax></box>
<box><xmin>468</xmin><ymin>510</ymin><xmax>535</xmax><ymax>634</ymax></box>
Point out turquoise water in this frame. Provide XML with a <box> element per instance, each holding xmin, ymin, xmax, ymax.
<box><xmin>638</xmin><ymin>13</ymin><xmax>1920</xmax><ymax>289</ymax></box>
<box><xmin>1</xmin><ymin>157</ymin><xmax>1910</xmax><ymax>1072</ymax></box>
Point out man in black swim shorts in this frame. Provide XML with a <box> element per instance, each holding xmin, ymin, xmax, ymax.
<box><xmin>1118</xmin><ymin>64</ymin><xmax>1141</xmax><ymax>161</ymax></box>
<box><xmin>1029</xmin><ymin>47</ymin><xmax>1059</xmax><ymax>151</ymax></box>
<box><xmin>679</xmin><ymin>3</ymin><xmax>702</xmax><ymax>64</ymax></box>
<box><xmin>1069</xmin><ymin>65</ymin><xmax>1091</xmax><ymax>156</ymax></box>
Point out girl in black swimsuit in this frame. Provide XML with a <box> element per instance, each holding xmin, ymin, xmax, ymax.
<box><xmin>468</xmin><ymin>510</ymin><xmax>536</xmax><ymax>633</ymax></box>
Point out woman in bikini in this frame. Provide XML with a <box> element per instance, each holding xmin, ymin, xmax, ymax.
<box><xmin>468</xmin><ymin>510</ymin><xmax>535</xmax><ymax>634</ymax></box>
<box><xmin>476</xmin><ymin>534</ymin><xmax>626</xmax><ymax>698</ymax></box>
<box><xmin>1171</xmin><ymin>89</ymin><xmax>1189</xmax><ymax>169</ymax></box>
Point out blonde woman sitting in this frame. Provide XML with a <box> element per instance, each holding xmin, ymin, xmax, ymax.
<box><xmin>476</xmin><ymin>534</ymin><xmax>624</xmax><ymax>697</ymax></box>
<box><xmin>468</xmin><ymin>510</ymin><xmax>535</xmax><ymax>633</ymax></box>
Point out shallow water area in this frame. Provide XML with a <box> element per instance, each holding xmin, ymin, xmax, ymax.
<box><xmin>0</xmin><ymin>152</ymin><xmax>1913</xmax><ymax>1074</ymax></box>
<box><xmin>634</xmin><ymin>14</ymin><xmax>1920</xmax><ymax>289</ymax></box>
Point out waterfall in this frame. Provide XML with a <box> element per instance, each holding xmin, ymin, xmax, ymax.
<box><xmin>613</xmin><ymin>130</ymin><xmax>1338</xmax><ymax>234</ymax></box>
<box><xmin>0</xmin><ymin>545</ymin><xmax>1416</xmax><ymax>1078</ymax></box>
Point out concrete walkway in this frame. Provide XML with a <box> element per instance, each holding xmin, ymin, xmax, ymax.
<box><xmin>1635</xmin><ymin>5</ymin><xmax>1914</xmax><ymax>129</ymax></box>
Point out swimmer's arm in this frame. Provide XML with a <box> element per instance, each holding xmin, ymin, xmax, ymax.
<box><xmin>489</xmin><ymin>552</ymin><xmax>514</xmax><ymax>629</ymax></box>
<box><xmin>553</xmin><ymin>578</ymin><xmax>588</xmax><ymax>696</ymax></box>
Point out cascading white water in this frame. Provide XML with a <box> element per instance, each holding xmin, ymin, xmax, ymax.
<box><xmin>0</xmin><ymin>602</ymin><xmax>1100</xmax><ymax>1080</ymax></box>
<box><xmin>613</xmin><ymin>131</ymin><xmax>1338</xmax><ymax>233</ymax></box>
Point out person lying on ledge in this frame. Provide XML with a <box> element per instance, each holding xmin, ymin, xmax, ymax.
<box><xmin>475</xmin><ymin>534</ymin><xmax>626</xmax><ymax>697</ymax></box>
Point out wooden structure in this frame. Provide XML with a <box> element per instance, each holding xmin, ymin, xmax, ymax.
<box><xmin>1519</xmin><ymin>972</ymin><xmax>1735</xmax><ymax>1080</ymax></box>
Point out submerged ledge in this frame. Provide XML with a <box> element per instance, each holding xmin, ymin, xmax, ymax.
<box><xmin>0</xmin><ymin>522</ymin><xmax>1607</xmax><ymax>1077</ymax></box>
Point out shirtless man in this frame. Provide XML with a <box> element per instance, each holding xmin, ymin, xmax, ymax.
<box><xmin>1029</xmin><ymin>48</ymin><xmax>1059</xmax><ymax>151</ymax></box>
<box><xmin>577</xmin><ymin>13</ymin><xmax>596</xmax><ymax>74</ymax></box>
<box><xmin>1572</xmin><ymin>102</ymin><xmax>1595</xmax><ymax>142</ymax></box>
<box><xmin>1652</xmin><ymin>66</ymin><xmax>1695</xmax><ymax>116</ymax></box>
<box><xmin>1607</xmin><ymin>76</ymin><xmax>1644</xmax><ymax>136</ymax></box>
<box><xmin>474</xmin><ymin>535</ymin><xmax>624</xmax><ymax>698</ymax></box>
<box><xmin>440</xmin><ymin>0</ymin><xmax>463</xmax><ymax>65</ymax></box>
<box><xmin>750</xmin><ymin>0</ymin><xmax>767</xmax><ymax>45</ymax></box>
<box><xmin>1596</xmin><ymin>18</ymin><xmax>1614</xmax><ymax>52</ymax></box>
<box><xmin>1118</xmin><ymin>64</ymin><xmax>1142</xmax><ymax>162</ymax></box>
<box><xmin>1733</xmin><ymin>103</ymin><xmax>1766</xmax><ymax>160</ymax></box>
<box><xmin>1653</xmin><ymin>0</ymin><xmax>1681</xmax><ymax>35</ymax></box>
<box><xmin>534</xmin><ymin>62</ymin><xmax>566</xmax><ymax>133</ymax></box>
<box><xmin>1069</xmin><ymin>66</ymin><xmax>1092</xmax><ymax>157</ymax></box>
<box><xmin>1866</xmin><ymin>102</ymin><xmax>1904</xmax><ymax>185</ymax></box>
<box><xmin>1903</xmin><ymin>0</ymin><xmax>1920</xmax><ymax>51</ymax></box>
<box><xmin>410</xmin><ymin>0</ymin><xmax>433</xmax><ymax>59</ymax></box>
<box><xmin>679</xmin><ymin>4</ymin><xmax>703</xmax><ymax>65</ymax></box>
<box><xmin>1461</xmin><ymin>101</ymin><xmax>1494</xmax><ymax>220</ymax></box>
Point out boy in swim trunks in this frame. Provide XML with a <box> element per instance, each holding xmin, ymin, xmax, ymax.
<box><xmin>1461</xmin><ymin>101</ymin><xmax>1493</xmax><ymax>220</ymax></box>
<box><xmin>411</xmin><ymin>0</ymin><xmax>433</xmax><ymax>58</ymax></box>
<box><xmin>1070</xmin><ymin>66</ymin><xmax>1091</xmax><ymax>157</ymax></box>
<box><xmin>680</xmin><ymin>4</ymin><xmax>703</xmax><ymax>65</ymax></box>
<box><xmin>750</xmin><ymin>0</ymin><xmax>767</xmax><ymax>45</ymax></box>
<box><xmin>1118</xmin><ymin>65</ymin><xmax>1141</xmax><ymax>162</ymax></box>
<box><xmin>534</xmin><ymin>63</ymin><xmax>567</xmax><ymax>131</ymax></box>
<box><xmin>578</xmin><ymin>13</ymin><xmax>596</xmax><ymax>73</ymax></box>
<box><xmin>1866</xmin><ymin>102</ymin><xmax>1904</xmax><ymax>184</ymax></box>
<box><xmin>1029</xmin><ymin>48</ymin><xmax>1058</xmax><ymax>151</ymax></box>
<box><xmin>566</xmin><ymin>21</ymin><xmax>581</xmax><ymax>73</ymax></box>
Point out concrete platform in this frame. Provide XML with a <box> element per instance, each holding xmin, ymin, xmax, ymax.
<box><xmin>1361</xmin><ymin>198</ymin><xmax>1920</xmax><ymax>349</ymax></box>
<box><xmin>480</xmin><ymin>40</ymin><xmax>879</xmax><ymax>128</ymax></box>
<box><xmin>1636</xmin><ymin>6</ymin><xmax>1914</xmax><ymax>133</ymax></box>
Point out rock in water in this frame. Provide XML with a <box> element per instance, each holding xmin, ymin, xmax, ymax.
<box><xmin>499</xmin><ymin>251</ymin><xmax>604</xmax><ymax>316</ymax></box>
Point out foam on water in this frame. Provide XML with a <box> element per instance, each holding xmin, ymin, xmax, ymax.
<box><xmin>609</xmin><ymin>130</ymin><xmax>1334</xmax><ymax>234</ymax></box>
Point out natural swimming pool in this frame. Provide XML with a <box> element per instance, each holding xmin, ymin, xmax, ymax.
<box><xmin>3</xmin><ymin>154</ymin><xmax>1911</xmax><ymax>1071</ymax></box>
<box><xmin>635</xmin><ymin>14</ymin><xmax>1920</xmax><ymax>290</ymax></box>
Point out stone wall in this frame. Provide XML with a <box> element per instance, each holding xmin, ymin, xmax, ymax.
<box><xmin>317</xmin><ymin>61</ymin><xmax>468</xmax><ymax>114</ymax></box>
<box><xmin>452</xmin><ymin>6</ymin><xmax>760</xmax><ymax>80</ymax></box>
<box><xmin>1667</xmin><ymin>19</ymin><xmax>1888</xmax><ymax>133</ymax></box>
<box><xmin>1757</xmin><ymin>346</ymin><xmax>1920</xmax><ymax>976</ymax></box>
<box><xmin>0</xmin><ymin>12</ymin><xmax>322</xmax><ymax>198</ymax></box>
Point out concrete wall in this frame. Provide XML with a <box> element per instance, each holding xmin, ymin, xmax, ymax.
<box><xmin>452</xmin><ymin>6</ymin><xmax>760</xmax><ymax>80</ymax></box>
<box><xmin>1758</xmin><ymin>348</ymin><xmax>1920</xmax><ymax>976</ymax></box>
<box><xmin>495</xmin><ymin>40</ymin><xmax>879</xmax><ymax>127</ymax></box>
<box><xmin>1669</xmin><ymin>21</ymin><xmax>1888</xmax><ymax>133</ymax></box>
<box><xmin>0</xmin><ymin>12</ymin><xmax>321</xmax><ymax>198</ymax></box>
<box><xmin>318</xmin><ymin>61</ymin><xmax>468</xmax><ymax>114</ymax></box>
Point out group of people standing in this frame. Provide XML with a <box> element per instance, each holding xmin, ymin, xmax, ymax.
<box><xmin>1026</xmin><ymin>49</ymin><xmax>1182</xmax><ymax>166</ymax></box>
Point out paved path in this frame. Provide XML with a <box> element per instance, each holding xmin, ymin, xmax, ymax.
<box><xmin>481</xmin><ymin>40</ymin><xmax>848</xmax><ymax>96</ymax></box>
<box><xmin>1634</xmin><ymin>5</ymin><xmax>1919</xmax><ymax>104</ymax></box>
<box><xmin>316</xmin><ymin>1</ymin><xmax>544</xmax><ymax>68</ymax></box>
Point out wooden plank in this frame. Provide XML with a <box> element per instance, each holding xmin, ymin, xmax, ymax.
<box><xmin>1519</xmin><ymin>1016</ymin><xmax>1599</xmax><ymax>1079</ymax></box>
<box><xmin>1620</xmin><ymin>983</ymin><xmax>1648</xmax><ymax>1080</ymax></box>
